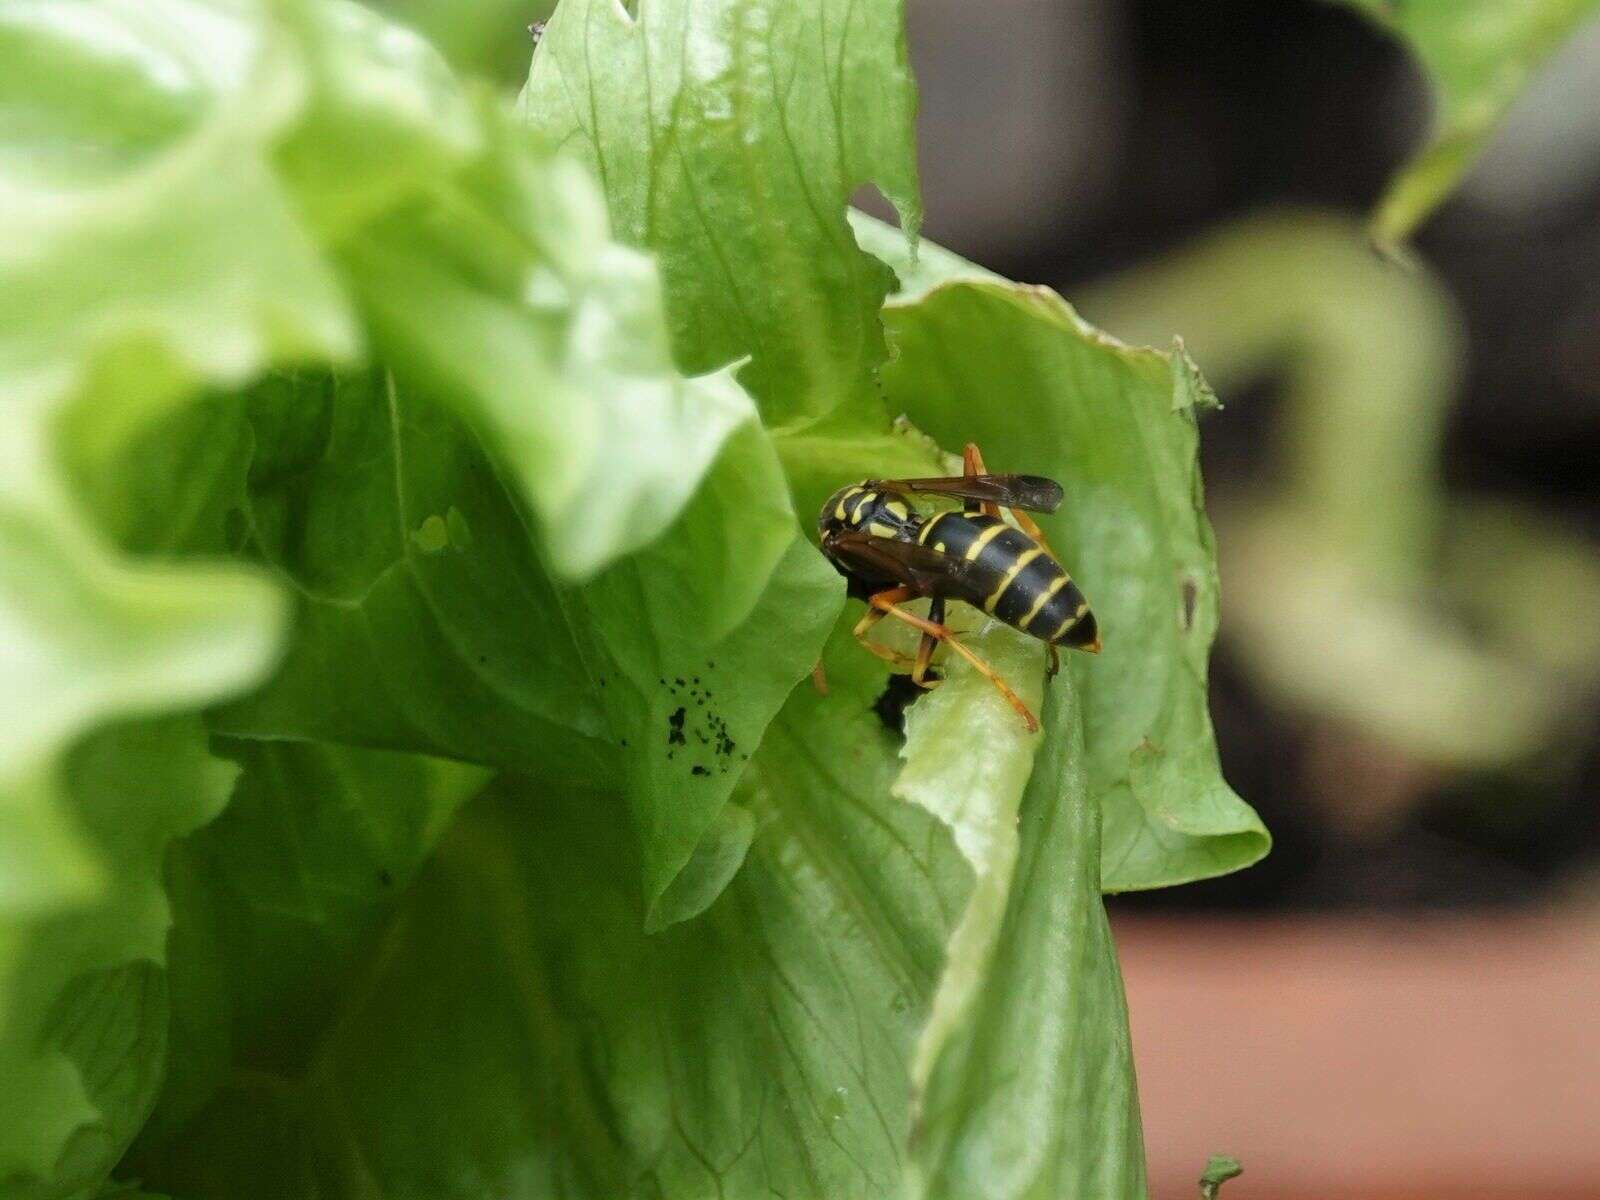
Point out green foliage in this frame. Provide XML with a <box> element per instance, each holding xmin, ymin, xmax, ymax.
<box><xmin>1341</xmin><ymin>0</ymin><xmax>1600</xmax><ymax>240</ymax></box>
<box><xmin>372</xmin><ymin>0</ymin><xmax>554</xmax><ymax>84</ymax></box>
<box><xmin>1</xmin><ymin>1</ymin><xmax>1269</xmax><ymax>1198</ymax></box>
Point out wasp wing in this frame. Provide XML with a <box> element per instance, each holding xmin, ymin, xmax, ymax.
<box><xmin>826</xmin><ymin>530</ymin><xmax>982</xmax><ymax>595</ymax></box>
<box><xmin>869</xmin><ymin>473</ymin><xmax>1064</xmax><ymax>514</ymax></box>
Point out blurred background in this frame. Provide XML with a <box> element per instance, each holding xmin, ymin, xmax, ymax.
<box><xmin>384</xmin><ymin>1</ymin><xmax>1600</xmax><ymax>1195</ymax></box>
<box><xmin>908</xmin><ymin>5</ymin><xmax>1600</xmax><ymax>1196</ymax></box>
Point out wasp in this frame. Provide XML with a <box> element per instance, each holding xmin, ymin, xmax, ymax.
<box><xmin>818</xmin><ymin>443</ymin><xmax>1100</xmax><ymax>733</ymax></box>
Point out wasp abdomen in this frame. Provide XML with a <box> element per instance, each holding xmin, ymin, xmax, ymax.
<box><xmin>918</xmin><ymin>512</ymin><xmax>1098</xmax><ymax>649</ymax></box>
<box><xmin>1028</xmin><ymin>574</ymin><xmax>1099</xmax><ymax>649</ymax></box>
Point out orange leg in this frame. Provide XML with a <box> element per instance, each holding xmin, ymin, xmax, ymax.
<box><xmin>854</xmin><ymin>585</ymin><xmax>919</xmax><ymax>668</ymax></box>
<box><xmin>960</xmin><ymin>444</ymin><xmax>1062</xmax><ymax>563</ymax></box>
<box><xmin>965</xmin><ymin>441</ymin><xmax>1060</xmax><ymax>557</ymax></box>
<box><xmin>868</xmin><ymin>592</ymin><xmax>1040</xmax><ymax>733</ymax></box>
<box><xmin>963</xmin><ymin>443</ymin><xmax>1002</xmax><ymax>518</ymax></box>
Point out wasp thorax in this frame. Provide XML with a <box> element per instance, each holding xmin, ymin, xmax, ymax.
<box><xmin>818</xmin><ymin>485</ymin><xmax>919</xmax><ymax>541</ymax></box>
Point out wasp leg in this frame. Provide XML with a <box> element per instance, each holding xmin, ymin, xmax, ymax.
<box><xmin>868</xmin><ymin>593</ymin><xmax>1040</xmax><ymax>733</ymax></box>
<box><xmin>963</xmin><ymin>442</ymin><xmax>990</xmax><ymax>478</ymax></box>
<box><xmin>965</xmin><ymin>442</ymin><xmax>1061</xmax><ymax>556</ymax></box>
<box><xmin>854</xmin><ymin>585</ymin><xmax>920</xmax><ymax>668</ymax></box>
<box><xmin>912</xmin><ymin>596</ymin><xmax>945</xmax><ymax>689</ymax></box>
<box><xmin>810</xmin><ymin>661</ymin><xmax>830</xmax><ymax>696</ymax></box>
<box><xmin>961</xmin><ymin>443</ymin><xmax>1001</xmax><ymax>519</ymax></box>
<box><xmin>1045</xmin><ymin>642</ymin><xmax>1060</xmax><ymax>679</ymax></box>
<box><xmin>962</xmin><ymin>443</ymin><xmax>1003</xmax><ymax>518</ymax></box>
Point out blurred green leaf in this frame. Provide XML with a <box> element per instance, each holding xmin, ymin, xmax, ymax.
<box><xmin>331</xmin><ymin>99</ymin><xmax>784</xmax><ymax>590</ymax></box>
<box><xmin>0</xmin><ymin>0</ymin><xmax>361</xmax><ymax>425</ymax></box>
<box><xmin>0</xmin><ymin>0</ymin><xmax>335</xmax><ymax>1182</ymax></box>
<box><xmin>370</xmin><ymin>0</ymin><xmax>552</xmax><ymax>85</ymax></box>
<box><xmin>1441</xmin><ymin>498</ymin><xmax>1600</xmax><ymax>680</ymax></box>
<box><xmin>1342</xmin><ymin>0</ymin><xmax>1600</xmax><ymax>240</ymax></box>
<box><xmin>1</xmin><ymin>720</ymin><xmax>232</xmax><ymax>1197</ymax></box>
<box><xmin>1081</xmin><ymin>211</ymin><xmax>1592</xmax><ymax>769</ymax></box>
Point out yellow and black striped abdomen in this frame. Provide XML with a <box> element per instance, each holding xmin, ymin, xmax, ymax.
<box><xmin>918</xmin><ymin>512</ymin><xmax>1099</xmax><ymax>649</ymax></box>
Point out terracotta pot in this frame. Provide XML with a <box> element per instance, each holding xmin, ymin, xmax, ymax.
<box><xmin>1114</xmin><ymin>909</ymin><xmax>1600</xmax><ymax>1199</ymax></box>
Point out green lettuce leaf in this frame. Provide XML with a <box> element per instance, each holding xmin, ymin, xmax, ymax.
<box><xmin>519</xmin><ymin>0</ymin><xmax>921</xmax><ymax>433</ymax></box>
<box><xmin>370</xmin><ymin>0</ymin><xmax>555</xmax><ymax>83</ymax></box>
<box><xmin>1342</xmin><ymin>0</ymin><xmax>1600</xmax><ymax>241</ymax></box>
<box><xmin>517</xmin><ymin>8</ymin><xmax>1240</xmax><ymax>1194</ymax></box>
<box><xmin>887</xmin><ymin>622</ymin><xmax>1146</xmax><ymax>1197</ymax></box>
<box><xmin>909</xmin><ymin>672</ymin><xmax>1145</xmax><ymax>1199</ymax></box>
<box><xmin>0</xmin><ymin>0</ymin><xmax>360</xmax><ymax>432</ymax></box>
<box><xmin>331</xmin><ymin>100</ymin><xmax>783</xmax><ymax>593</ymax></box>
<box><xmin>1</xmin><ymin>721</ymin><xmax>233</xmax><ymax>1198</ymax></box>
<box><xmin>2</xmin><ymin>0</ymin><xmax>824</xmax><ymax>1186</ymax></box>
<box><xmin>893</xmin><ymin>621</ymin><xmax>1044</xmax><ymax>1098</ymax></box>
<box><xmin>271</xmin><ymin>0</ymin><xmax>788</xmax><ymax>594</ymax></box>
<box><xmin>132</xmin><ymin>738</ymin><xmax>489</xmax><ymax>1158</ymax></box>
<box><xmin>264</xmin><ymin>0</ymin><xmax>826</xmax><ymax>924</ymax></box>
<box><xmin>204</xmin><ymin>370</ymin><xmax>836</xmax><ymax>930</ymax></box>
<box><xmin>135</xmin><ymin>651</ymin><xmax>967</xmax><ymax>1197</ymax></box>
<box><xmin>131</xmin><ymin>619</ymin><xmax>1144</xmax><ymax>1200</ymax></box>
<box><xmin>0</xmin><ymin>0</ymin><xmax>342</xmax><ymax>1182</ymax></box>
<box><xmin>853</xmin><ymin>216</ymin><xmax>1269</xmax><ymax>891</ymax></box>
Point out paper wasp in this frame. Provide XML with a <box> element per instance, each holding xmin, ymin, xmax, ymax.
<box><xmin>818</xmin><ymin>444</ymin><xmax>1099</xmax><ymax>733</ymax></box>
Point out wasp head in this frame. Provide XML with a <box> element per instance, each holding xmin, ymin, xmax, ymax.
<box><xmin>817</xmin><ymin>483</ymin><xmax>919</xmax><ymax>542</ymax></box>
